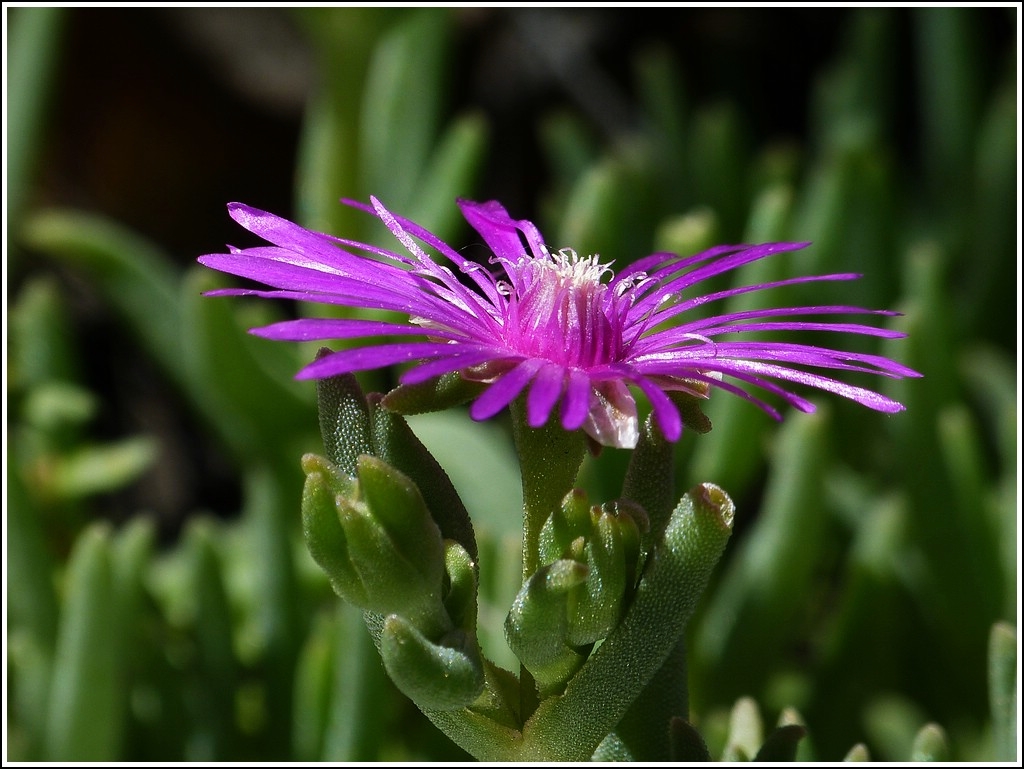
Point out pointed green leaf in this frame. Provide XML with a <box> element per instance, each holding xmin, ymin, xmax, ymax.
<box><xmin>183</xmin><ymin>520</ymin><xmax>238</xmax><ymax>759</ymax></box>
<box><xmin>988</xmin><ymin>622</ymin><xmax>1017</xmax><ymax>762</ymax></box>
<box><xmin>243</xmin><ymin>467</ymin><xmax>301</xmax><ymax>749</ymax></box>
<box><xmin>910</xmin><ymin>723</ymin><xmax>949</xmax><ymax>762</ymax></box>
<box><xmin>693</xmin><ymin>408</ymin><xmax>831</xmax><ymax>700</ymax></box>
<box><xmin>381</xmin><ymin>371</ymin><xmax>485</xmax><ymax>416</ymax></box>
<box><xmin>844</xmin><ymin>743</ymin><xmax>871</xmax><ymax>761</ymax></box>
<box><xmin>381</xmin><ymin>615</ymin><xmax>484</xmax><ymax>711</ymax></box>
<box><xmin>372</xmin><ymin>404</ymin><xmax>476</xmax><ymax>559</ymax></box>
<box><xmin>45</xmin><ymin>525</ymin><xmax>123</xmax><ymax>761</ymax></box>
<box><xmin>315</xmin><ymin>366</ymin><xmax>375</xmax><ymax>476</ymax></box>
<box><xmin>6</xmin><ymin>7</ymin><xmax>66</xmax><ymax>232</ymax></box>
<box><xmin>359</xmin><ymin>9</ymin><xmax>450</xmax><ymax>211</ymax></box>
<box><xmin>21</xmin><ymin>210</ymin><xmax>182</xmax><ymax>383</ymax></box>
<box><xmin>320</xmin><ymin>603</ymin><xmax>393</xmax><ymax>761</ymax></box>
<box><xmin>292</xmin><ymin>612</ymin><xmax>337</xmax><ymax>762</ymax></box>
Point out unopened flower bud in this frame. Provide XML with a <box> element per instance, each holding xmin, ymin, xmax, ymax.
<box><xmin>300</xmin><ymin>452</ymin><xmax>449</xmax><ymax>637</ymax></box>
<box><xmin>505</xmin><ymin>560</ymin><xmax>589</xmax><ymax>696</ymax></box>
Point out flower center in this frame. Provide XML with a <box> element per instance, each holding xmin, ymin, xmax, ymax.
<box><xmin>507</xmin><ymin>249</ymin><xmax>624</xmax><ymax>368</ymax></box>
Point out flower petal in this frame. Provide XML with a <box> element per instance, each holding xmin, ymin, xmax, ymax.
<box><xmin>469</xmin><ymin>358</ymin><xmax>545</xmax><ymax>421</ymax></box>
<box><xmin>252</xmin><ymin>318</ymin><xmax>456</xmax><ymax>343</ymax></box>
<box><xmin>458</xmin><ymin>199</ymin><xmax>548</xmax><ymax>261</ymax></box>
<box><xmin>582</xmin><ymin>380</ymin><xmax>639</xmax><ymax>449</ymax></box>
<box><xmin>201</xmin><ymin>198</ymin><xmax>914</xmax><ymax>446</ymax></box>
<box><xmin>631</xmin><ymin>376</ymin><xmax>683</xmax><ymax>442</ymax></box>
<box><xmin>701</xmin><ymin>359</ymin><xmax>906</xmax><ymax>413</ymax></box>
<box><xmin>527</xmin><ymin>363</ymin><xmax>565</xmax><ymax>428</ymax></box>
<box><xmin>398</xmin><ymin>348</ymin><xmax>510</xmax><ymax>385</ymax></box>
<box><xmin>343</xmin><ymin>197</ymin><xmax>505</xmax><ymax>307</ymax></box>
<box><xmin>560</xmin><ymin>369</ymin><xmax>592</xmax><ymax>431</ymax></box>
<box><xmin>295</xmin><ymin>342</ymin><xmax>460</xmax><ymax>380</ymax></box>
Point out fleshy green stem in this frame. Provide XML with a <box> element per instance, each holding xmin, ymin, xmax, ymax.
<box><xmin>508</xmin><ymin>399</ymin><xmax>586</xmax><ymax>584</ymax></box>
<box><xmin>508</xmin><ymin>398</ymin><xmax>585</xmax><ymax>720</ymax></box>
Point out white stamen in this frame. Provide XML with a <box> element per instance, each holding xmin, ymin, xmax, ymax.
<box><xmin>546</xmin><ymin>248</ymin><xmax>613</xmax><ymax>284</ymax></box>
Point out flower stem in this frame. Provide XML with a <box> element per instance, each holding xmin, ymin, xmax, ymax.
<box><xmin>509</xmin><ymin>399</ymin><xmax>586</xmax><ymax>583</ymax></box>
<box><xmin>509</xmin><ymin>398</ymin><xmax>585</xmax><ymax>719</ymax></box>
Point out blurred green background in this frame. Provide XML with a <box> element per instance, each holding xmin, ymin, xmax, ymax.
<box><xmin>5</xmin><ymin>6</ymin><xmax>1018</xmax><ymax>762</ymax></box>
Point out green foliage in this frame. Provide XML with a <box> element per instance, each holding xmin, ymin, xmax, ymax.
<box><xmin>6</xmin><ymin>6</ymin><xmax>1016</xmax><ymax>762</ymax></box>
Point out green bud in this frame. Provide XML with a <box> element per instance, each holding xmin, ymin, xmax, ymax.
<box><xmin>539</xmin><ymin>489</ymin><xmax>592</xmax><ymax>564</ymax></box>
<box><xmin>597</xmin><ymin>500</ymin><xmax>647</xmax><ymax>588</ymax></box>
<box><xmin>339</xmin><ymin>457</ymin><xmax>448</xmax><ymax>634</ymax></box>
<box><xmin>514</xmin><ymin>484</ymin><xmax>735</xmax><ymax>761</ymax></box>
<box><xmin>301</xmin><ymin>454</ymin><xmax>366</xmax><ymax>606</ymax></box>
<box><xmin>565</xmin><ymin>506</ymin><xmax>634</xmax><ymax>647</ymax></box>
<box><xmin>300</xmin><ymin>452</ymin><xmax>449</xmax><ymax>637</ymax></box>
<box><xmin>443</xmin><ymin>540</ymin><xmax>478</xmax><ymax>632</ymax></box>
<box><xmin>535</xmin><ymin>493</ymin><xmax>649</xmax><ymax>648</ymax></box>
<box><xmin>505</xmin><ymin>560</ymin><xmax>589</xmax><ymax>696</ymax></box>
<box><xmin>371</xmin><ymin>403</ymin><xmax>477</xmax><ymax>560</ymax></box>
<box><xmin>354</xmin><ymin>455</ymin><xmax>445</xmax><ymax>587</ymax></box>
<box><xmin>380</xmin><ymin>615</ymin><xmax>485</xmax><ymax>711</ymax></box>
<box><xmin>380</xmin><ymin>370</ymin><xmax>487</xmax><ymax>415</ymax></box>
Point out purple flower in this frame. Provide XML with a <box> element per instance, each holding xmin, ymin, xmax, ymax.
<box><xmin>199</xmin><ymin>197</ymin><xmax>918</xmax><ymax>449</ymax></box>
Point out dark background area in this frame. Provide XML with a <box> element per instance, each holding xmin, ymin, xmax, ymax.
<box><xmin>31</xmin><ymin>7</ymin><xmax>1011</xmax><ymax>255</ymax></box>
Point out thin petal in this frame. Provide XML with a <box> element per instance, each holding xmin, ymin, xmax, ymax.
<box><xmin>684</xmin><ymin>320</ymin><xmax>905</xmax><ymax>339</ymax></box>
<box><xmin>618</xmin><ymin>244</ymin><xmax>746</xmax><ymax>289</ymax></box>
<box><xmin>199</xmin><ymin>251</ymin><xmax>428</xmax><ymax>309</ymax></box>
<box><xmin>252</xmin><ymin>318</ymin><xmax>458</xmax><ymax>343</ymax></box>
<box><xmin>631</xmin><ymin>376</ymin><xmax>682</xmax><ymax>442</ymax></box>
<box><xmin>631</xmin><ymin>242</ymin><xmax>811</xmax><ymax>315</ymax></box>
<box><xmin>695</xmin><ymin>341</ymin><xmax>921</xmax><ymax>378</ymax></box>
<box><xmin>399</xmin><ymin>348</ymin><xmax>511</xmax><ymax>385</ymax></box>
<box><xmin>527</xmin><ymin>363</ymin><xmax>566</xmax><ymax>428</ymax></box>
<box><xmin>227</xmin><ymin>203</ymin><xmax>349</xmax><ymax>263</ymax></box>
<box><xmin>673</xmin><ymin>372</ymin><xmax>789</xmax><ymax>419</ymax></box>
<box><xmin>469</xmin><ymin>358</ymin><xmax>545</xmax><ymax>421</ymax></box>
<box><xmin>295</xmin><ymin>341</ymin><xmax>459</xmax><ymax>380</ymax></box>
<box><xmin>560</xmin><ymin>369</ymin><xmax>592</xmax><ymax>431</ymax></box>
<box><xmin>458</xmin><ymin>198</ymin><xmax>548</xmax><ymax>261</ymax></box>
<box><xmin>344</xmin><ymin>197</ymin><xmax>505</xmax><ymax>307</ymax></box>
<box><xmin>637</xmin><ymin>304</ymin><xmax>905</xmax><ymax>347</ymax></box>
<box><xmin>637</xmin><ymin>359</ymin><xmax>829</xmax><ymax>414</ymax></box>
<box><xmin>702</xmin><ymin>359</ymin><xmax>906</xmax><ymax>413</ymax></box>
<box><xmin>666</xmin><ymin>272</ymin><xmax>863</xmax><ymax>316</ymax></box>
